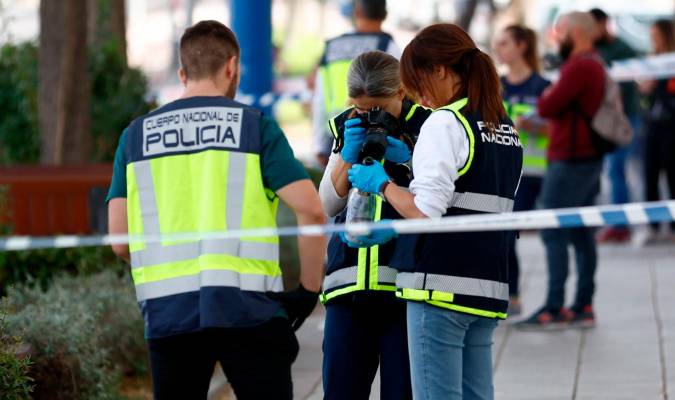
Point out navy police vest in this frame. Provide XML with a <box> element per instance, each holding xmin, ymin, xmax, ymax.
<box><xmin>321</xmin><ymin>100</ymin><xmax>432</xmax><ymax>304</ymax></box>
<box><xmin>394</xmin><ymin>98</ymin><xmax>523</xmax><ymax>319</ymax></box>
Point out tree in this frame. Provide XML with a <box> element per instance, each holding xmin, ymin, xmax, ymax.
<box><xmin>88</xmin><ymin>0</ymin><xmax>127</xmax><ymax>63</ymax></box>
<box><xmin>39</xmin><ymin>0</ymin><xmax>91</xmax><ymax>165</ymax></box>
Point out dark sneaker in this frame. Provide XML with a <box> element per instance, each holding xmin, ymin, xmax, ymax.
<box><xmin>514</xmin><ymin>307</ymin><xmax>573</xmax><ymax>331</ymax></box>
<box><xmin>569</xmin><ymin>305</ymin><xmax>596</xmax><ymax>329</ymax></box>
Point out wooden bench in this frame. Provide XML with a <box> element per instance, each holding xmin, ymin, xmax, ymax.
<box><xmin>0</xmin><ymin>164</ymin><xmax>112</xmax><ymax>235</ymax></box>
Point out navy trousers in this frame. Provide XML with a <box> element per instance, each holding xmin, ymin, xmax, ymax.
<box><xmin>322</xmin><ymin>293</ymin><xmax>412</xmax><ymax>400</ymax></box>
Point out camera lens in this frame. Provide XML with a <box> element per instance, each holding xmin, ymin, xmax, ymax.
<box><xmin>361</xmin><ymin>127</ymin><xmax>388</xmax><ymax>161</ymax></box>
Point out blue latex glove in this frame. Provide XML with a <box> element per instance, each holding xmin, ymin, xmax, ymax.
<box><xmin>348</xmin><ymin>162</ymin><xmax>390</xmax><ymax>194</ymax></box>
<box><xmin>341</xmin><ymin>118</ymin><xmax>366</xmax><ymax>164</ymax></box>
<box><xmin>384</xmin><ymin>137</ymin><xmax>411</xmax><ymax>163</ymax></box>
<box><xmin>339</xmin><ymin>220</ymin><xmax>398</xmax><ymax>248</ymax></box>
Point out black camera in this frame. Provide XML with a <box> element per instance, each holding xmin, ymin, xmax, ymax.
<box><xmin>356</xmin><ymin>107</ymin><xmax>401</xmax><ymax>163</ymax></box>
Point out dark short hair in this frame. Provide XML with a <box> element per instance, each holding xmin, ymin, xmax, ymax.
<box><xmin>356</xmin><ymin>0</ymin><xmax>387</xmax><ymax>21</ymax></box>
<box><xmin>179</xmin><ymin>20</ymin><xmax>240</xmax><ymax>80</ymax></box>
<box><xmin>589</xmin><ymin>8</ymin><xmax>609</xmax><ymax>22</ymax></box>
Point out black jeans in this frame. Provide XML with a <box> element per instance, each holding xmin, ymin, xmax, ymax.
<box><xmin>323</xmin><ymin>294</ymin><xmax>412</xmax><ymax>400</ymax></box>
<box><xmin>644</xmin><ymin>121</ymin><xmax>675</xmax><ymax>232</ymax></box>
<box><xmin>147</xmin><ymin>317</ymin><xmax>299</xmax><ymax>400</ymax></box>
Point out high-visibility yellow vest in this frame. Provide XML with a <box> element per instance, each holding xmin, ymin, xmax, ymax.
<box><xmin>318</xmin><ymin>32</ymin><xmax>396</xmax><ymax>118</ymax></box>
<box><xmin>123</xmin><ymin>97</ymin><xmax>282</xmax><ymax>337</ymax></box>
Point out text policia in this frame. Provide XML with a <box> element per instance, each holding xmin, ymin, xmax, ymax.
<box><xmin>143</xmin><ymin>107</ymin><xmax>243</xmax><ymax>156</ymax></box>
<box><xmin>477</xmin><ymin>120</ymin><xmax>523</xmax><ymax>147</ymax></box>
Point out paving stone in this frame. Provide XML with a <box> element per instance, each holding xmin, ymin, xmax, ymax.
<box><xmin>285</xmin><ymin>236</ymin><xmax>674</xmax><ymax>399</ymax></box>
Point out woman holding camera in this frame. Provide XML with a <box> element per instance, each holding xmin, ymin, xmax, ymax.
<box><xmin>348</xmin><ymin>25</ymin><xmax>523</xmax><ymax>399</ymax></box>
<box><xmin>318</xmin><ymin>50</ymin><xmax>431</xmax><ymax>400</ymax></box>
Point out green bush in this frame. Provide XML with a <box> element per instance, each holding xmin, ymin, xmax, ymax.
<box><xmin>0</xmin><ymin>40</ymin><xmax>153</xmax><ymax>165</ymax></box>
<box><xmin>4</xmin><ymin>270</ymin><xmax>147</xmax><ymax>400</ymax></box>
<box><xmin>0</xmin><ymin>246</ymin><xmax>126</xmax><ymax>295</ymax></box>
<box><xmin>0</xmin><ymin>300</ymin><xmax>34</xmax><ymax>400</ymax></box>
<box><xmin>0</xmin><ymin>42</ymin><xmax>40</xmax><ymax>165</ymax></box>
<box><xmin>89</xmin><ymin>39</ymin><xmax>155</xmax><ymax>162</ymax></box>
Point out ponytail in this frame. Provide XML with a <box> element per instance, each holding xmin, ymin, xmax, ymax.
<box><xmin>400</xmin><ymin>23</ymin><xmax>505</xmax><ymax>127</ymax></box>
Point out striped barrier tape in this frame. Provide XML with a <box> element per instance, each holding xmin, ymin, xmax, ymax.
<box><xmin>1</xmin><ymin>200</ymin><xmax>674</xmax><ymax>252</ymax></box>
<box><xmin>610</xmin><ymin>52</ymin><xmax>675</xmax><ymax>82</ymax></box>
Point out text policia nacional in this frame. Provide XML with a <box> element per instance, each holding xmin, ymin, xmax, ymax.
<box><xmin>143</xmin><ymin>107</ymin><xmax>244</xmax><ymax>156</ymax></box>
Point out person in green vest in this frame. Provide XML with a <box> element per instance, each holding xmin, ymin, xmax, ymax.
<box><xmin>312</xmin><ymin>0</ymin><xmax>400</xmax><ymax>167</ymax></box>
<box><xmin>493</xmin><ymin>24</ymin><xmax>551</xmax><ymax>315</ymax></box>
<box><xmin>107</xmin><ymin>20</ymin><xmax>326</xmax><ymax>399</ymax></box>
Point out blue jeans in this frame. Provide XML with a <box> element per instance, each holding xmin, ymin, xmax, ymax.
<box><xmin>407</xmin><ymin>302</ymin><xmax>498</xmax><ymax>400</ymax></box>
<box><xmin>605</xmin><ymin>115</ymin><xmax>640</xmax><ymax>205</ymax></box>
<box><xmin>538</xmin><ymin>159</ymin><xmax>602</xmax><ymax>310</ymax></box>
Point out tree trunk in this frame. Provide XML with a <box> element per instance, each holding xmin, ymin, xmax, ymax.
<box><xmin>88</xmin><ymin>0</ymin><xmax>127</xmax><ymax>62</ymax></box>
<box><xmin>109</xmin><ymin>0</ymin><xmax>127</xmax><ymax>62</ymax></box>
<box><xmin>39</xmin><ymin>0</ymin><xmax>91</xmax><ymax>165</ymax></box>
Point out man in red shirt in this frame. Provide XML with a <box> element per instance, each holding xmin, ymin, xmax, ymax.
<box><xmin>517</xmin><ymin>11</ymin><xmax>604</xmax><ymax>330</ymax></box>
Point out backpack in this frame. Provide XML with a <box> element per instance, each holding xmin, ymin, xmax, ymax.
<box><xmin>579</xmin><ymin>56</ymin><xmax>633</xmax><ymax>155</ymax></box>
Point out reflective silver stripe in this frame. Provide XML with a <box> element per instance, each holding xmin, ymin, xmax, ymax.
<box><xmin>135</xmin><ymin>270</ymin><xmax>284</xmax><ymax>301</ymax></box>
<box><xmin>377</xmin><ymin>265</ymin><xmax>397</xmax><ymax>285</ymax></box>
<box><xmin>226</xmin><ymin>152</ymin><xmax>247</xmax><ymax>230</ymax></box>
<box><xmin>134</xmin><ymin>160</ymin><xmax>161</xmax><ymax>235</ymax></box>
<box><xmin>323</xmin><ymin>266</ymin><xmax>358</xmax><ymax>291</ymax></box>
<box><xmin>522</xmin><ymin>166</ymin><xmax>545</xmax><ymax>177</ymax></box>
<box><xmin>396</xmin><ymin>272</ymin><xmax>509</xmax><ymax>301</ymax></box>
<box><xmin>323</xmin><ymin>265</ymin><xmax>399</xmax><ymax>291</ymax></box>
<box><xmin>130</xmin><ymin>239</ymin><xmax>279</xmax><ymax>267</ymax></box>
<box><xmin>450</xmin><ymin>192</ymin><xmax>514</xmax><ymax>213</ymax></box>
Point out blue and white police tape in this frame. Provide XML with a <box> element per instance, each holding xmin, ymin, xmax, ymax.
<box><xmin>610</xmin><ymin>52</ymin><xmax>675</xmax><ymax>82</ymax></box>
<box><xmin>1</xmin><ymin>200</ymin><xmax>674</xmax><ymax>252</ymax></box>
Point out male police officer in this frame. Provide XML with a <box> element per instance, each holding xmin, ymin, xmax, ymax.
<box><xmin>107</xmin><ymin>21</ymin><xmax>326</xmax><ymax>400</ymax></box>
<box><xmin>312</xmin><ymin>0</ymin><xmax>399</xmax><ymax>166</ymax></box>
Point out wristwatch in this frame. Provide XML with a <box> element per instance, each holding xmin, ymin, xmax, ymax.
<box><xmin>379</xmin><ymin>179</ymin><xmax>394</xmax><ymax>202</ymax></box>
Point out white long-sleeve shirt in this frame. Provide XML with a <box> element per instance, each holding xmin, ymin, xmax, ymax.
<box><xmin>319</xmin><ymin>150</ymin><xmax>349</xmax><ymax>217</ymax></box>
<box><xmin>409</xmin><ymin>111</ymin><xmax>470</xmax><ymax>218</ymax></box>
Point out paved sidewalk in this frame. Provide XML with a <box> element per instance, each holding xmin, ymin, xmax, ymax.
<box><xmin>292</xmin><ymin>234</ymin><xmax>675</xmax><ymax>400</ymax></box>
